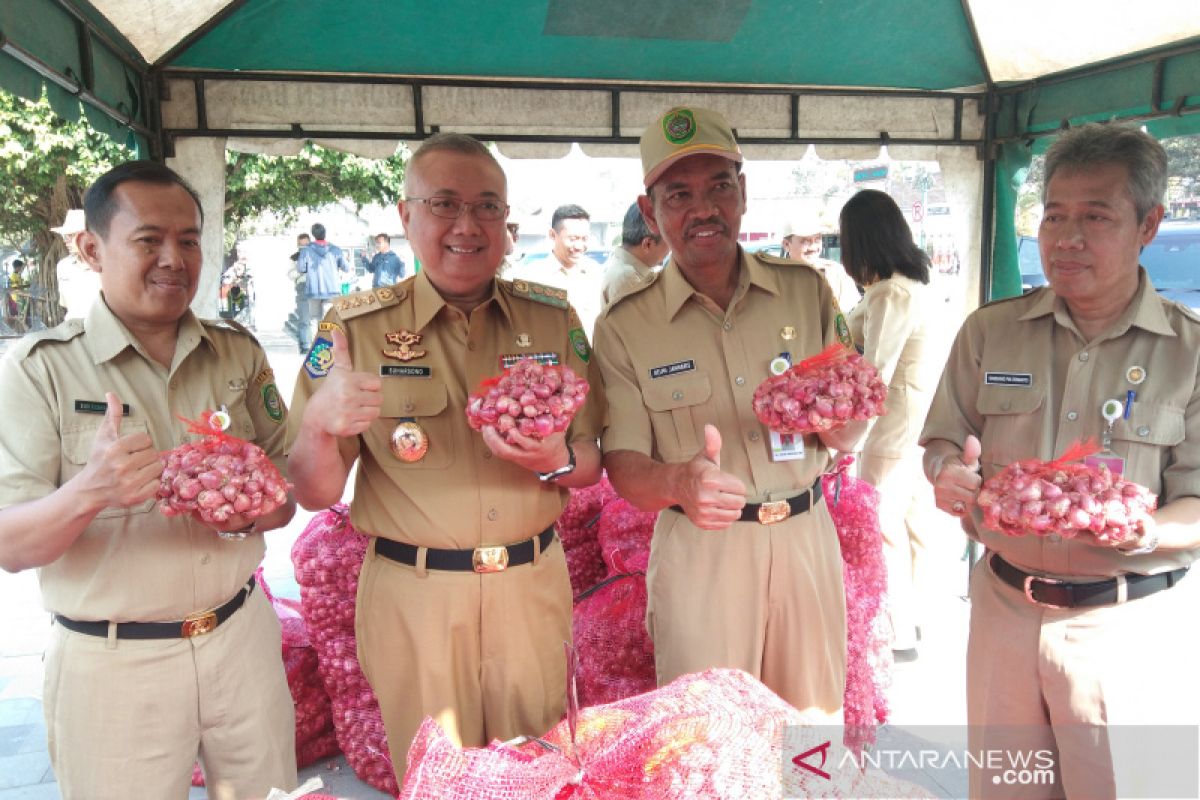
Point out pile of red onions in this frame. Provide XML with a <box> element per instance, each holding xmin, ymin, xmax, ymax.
<box><xmin>752</xmin><ymin>344</ymin><xmax>887</xmax><ymax>434</ymax></box>
<box><xmin>466</xmin><ymin>357</ymin><xmax>589</xmax><ymax>442</ymax></box>
<box><xmin>977</xmin><ymin>442</ymin><xmax>1156</xmax><ymax>545</ymax></box>
<box><xmin>557</xmin><ymin>478</ymin><xmax>617</xmax><ymax>596</ymax></box>
<box><xmin>158</xmin><ymin>410</ymin><xmax>289</xmax><ymax>524</ymax></box>
<box><xmin>291</xmin><ymin>505</ymin><xmax>399</xmax><ymax>796</ymax></box>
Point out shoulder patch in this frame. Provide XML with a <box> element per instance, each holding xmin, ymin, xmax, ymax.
<box><xmin>8</xmin><ymin>319</ymin><xmax>84</xmax><ymax>360</ymax></box>
<box><xmin>568</xmin><ymin>328</ymin><xmax>591</xmax><ymax>363</ymax></box>
<box><xmin>333</xmin><ymin>287</ymin><xmax>401</xmax><ymax>320</ymax></box>
<box><xmin>507</xmin><ymin>278</ymin><xmax>569</xmax><ymax>309</ymax></box>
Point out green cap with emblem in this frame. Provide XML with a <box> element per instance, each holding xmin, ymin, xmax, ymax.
<box><xmin>640</xmin><ymin>106</ymin><xmax>743</xmax><ymax>188</ymax></box>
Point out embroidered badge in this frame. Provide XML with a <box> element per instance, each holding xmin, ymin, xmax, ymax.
<box><xmin>512</xmin><ymin>279</ymin><xmax>569</xmax><ymax>309</ymax></box>
<box><xmin>569</xmin><ymin>328</ymin><xmax>590</xmax><ymax>363</ymax></box>
<box><xmin>262</xmin><ymin>383</ymin><xmax>284</xmax><ymax>423</ymax></box>
<box><xmin>663</xmin><ymin>108</ymin><xmax>696</xmax><ymax>145</ymax></box>
<box><xmin>650</xmin><ymin>359</ymin><xmax>696</xmax><ymax>379</ymax></box>
<box><xmin>305</xmin><ymin>336</ymin><xmax>335</xmax><ymax>379</ymax></box>
<box><xmin>252</xmin><ymin>367</ymin><xmax>274</xmax><ymax>388</ymax></box>
<box><xmin>1126</xmin><ymin>365</ymin><xmax>1146</xmax><ymax>385</ymax></box>
<box><xmin>318</xmin><ymin>320</ymin><xmax>343</xmax><ymax>333</ymax></box>
<box><xmin>383</xmin><ymin>330</ymin><xmax>426</xmax><ymax>361</ymax></box>
<box><xmin>516</xmin><ymin>333</ymin><xmax>532</xmax><ymax>348</ymax></box>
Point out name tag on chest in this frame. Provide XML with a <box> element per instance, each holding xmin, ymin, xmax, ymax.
<box><xmin>649</xmin><ymin>359</ymin><xmax>695</xmax><ymax>379</ymax></box>
<box><xmin>380</xmin><ymin>365</ymin><xmax>432</xmax><ymax>378</ymax></box>
<box><xmin>75</xmin><ymin>399</ymin><xmax>130</xmax><ymax>415</ymax></box>
<box><xmin>984</xmin><ymin>372</ymin><xmax>1033</xmax><ymax>387</ymax></box>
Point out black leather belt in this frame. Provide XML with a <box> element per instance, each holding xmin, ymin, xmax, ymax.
<box><xmin>669</xmin><ymin>476</ymin><xmax>823</xmax><ymax>525</ymax></box>
<box><xmin>374</xmin><ymin>526</ymin><xmax>556</xmax><ymax>573</ymax></box>
<box><xmin>54</xmin><ymin>575</ymin><xmax>256</xmax><ymax>639</ymax></box>
<box><xmin>989</xmin><ymin>553</ymin><xmax>1187</xmax><ymax>609</ymax></box>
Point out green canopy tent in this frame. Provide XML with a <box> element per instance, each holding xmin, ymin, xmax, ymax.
<box><xmin>3</xmin><ymin>0</ymin><xmax>1198</xmax><ymax>314</ymax></box>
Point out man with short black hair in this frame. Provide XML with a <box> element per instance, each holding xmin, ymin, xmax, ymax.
<box><xmin>601</xmin><ymin>201</ymin><xmax>669</xmax><ymax>304</ymax></box>
<box><xmin>297</xmin><ymin>222</ymin><xmax>349</xmax><ymax>350</ymax></box>
<box><xmin>509</xmin><ymin>203</ymin><xmax>605</xmax><ymax>336</ymax></box>
<box><xmin>363</xmin><ymin>232</ymin><xmax>405</xmax><ymax>288</ymax></box>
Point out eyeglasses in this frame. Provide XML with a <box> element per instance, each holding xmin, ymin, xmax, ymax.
<box><xmin>406</xmin><ymin>196</ymin><xmax>509</xmax><ymax>222</ymax></box>
<box><xmin>506</xmin><ymin>223</ymin><xmax>520</xmax><ymax>236</ymax></box>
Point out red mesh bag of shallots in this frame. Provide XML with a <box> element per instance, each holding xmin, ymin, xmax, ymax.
<box><xmin>398</xmin><ymin>668</ymin><xmax>931</xmax><ymax>799</ymax></box>
<box><xmin>557</xmin><ymin>477</ymin><xmax>617</xmax><ymax>597</ymax></box>
<box><xmin>157</xmin><ymin>409</ymin><xmax>289</xmax><ymax>525</ymax></box>
<box><xmin>976</xmin><ymin>439</ymin><xmax>1157</xmax><ymax>544</ymax></box>
<box><xmin>291</xmin><ymin>505</ymin><xmax>399</xmax><ymax>796</ymax></box>
<box><xmin>465</xmin><ymin>357</ymin><xmax>590</xmax><ymax>442</ymax></box>
<box><xmin>752</xmin><ymin>343</ymin><xmax>887</xmax><ymax>434</ymax></box>
<box><xmin>822</xmin><ymin>457</ymin><xmax>891</xmax><ymax>752</ymax></box>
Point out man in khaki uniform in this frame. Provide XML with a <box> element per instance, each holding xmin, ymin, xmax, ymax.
<box><xmin>600</xmin><ymin>201</ymin><xmax>669</xmax><ymax>305</ymax></box>
<box><xmin>287</xmin><ymin>134</ymin><xmax>605</xmax><ymax>783</ymax></box>
<box><xmin>922</xmin><ymin>124</ymin><xmax>1200</xmax><ymax>797</ymax></box>
<box><xmin>780</xmin><ymin>215</ymin><xmax>860</xmax><ymax>312</ymax></box>
<box><xmin>593</xmin><ymin>107</ymin><xmax>866</xmax><ymax>717</ymax></box>
<box><xmin>0</xmin><ymin>162</ymin><xmax>297</xmax><ymax>800</ymax></box>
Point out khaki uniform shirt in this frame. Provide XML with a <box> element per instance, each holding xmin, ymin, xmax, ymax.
<box><xmin>847</xmin><ymin>275</ymin><xmax>946</xmax><ymax>458</ymax></box>
<box><xmin>0</xmin><ymin>298</ymin><xmax>289</xmax><ymax>621</ymax></box>
<box><xmin>920</xmin><ymin>271</ymin><xmax>1200</xmax><ymax>577</ymax></box>
<box><xmin>594</xmin><ymin>249</ymin><xmax>846</xmax><ymax>498</ymax></box>
<box><xmin>601</xmin><ymin>247</ymin><xmax>659</xmax><ymax>306</ymax></box>
<box><xmin>288</xmin><ymin>272</ymin><xmax>606</xmax><ymax>549</ymax></box>
<box><xmin>809</xmin><ymin>256</ymin><xmax>861</xmax><ymax>314</ymax></box>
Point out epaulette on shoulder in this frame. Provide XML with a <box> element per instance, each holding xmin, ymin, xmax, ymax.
<box><xmin>980</xmin><ymin>287</ymin><xmax>1042</xmax><ymax>310</ymax></box>
<box><xmin>202</xmin><ymin>317</ymin><xmax>258</xmax><ymax>340</ymax></box>
<box><xmin>8</xmin><ymin>319</ymin><xmax>84</xmax><ymax>360</ymax></box>
<box><xmin>332</xmin><ymin>286</ymin><xmax>403</xmax><ymax>320</ymax></box>
<box><xmin>503</xmin><ymin>277</ymin><xmax>570</xmax><ymax>310</ymax></box>
<box><xmin>601</xmin><ymin>270</ymin><xmax>659</xmax><ymax>316</ymax></box>
<box><xmin>754</xmin><ymin>251</ymin><xmax>823</xmax><ymax>274</ymax></box>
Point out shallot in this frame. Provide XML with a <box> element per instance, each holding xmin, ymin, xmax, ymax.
<box><xmin>466</xmin><ymin>358</ymin><xmax>590</xmax><ymax>443</ymax></box>
<box><xmin>752</xmin><ymin>343</ymin><xmax>887</xmax><ymax>434</ymax></box>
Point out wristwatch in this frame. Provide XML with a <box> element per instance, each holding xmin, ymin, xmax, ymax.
<box><xmin>538</xmin><ymin>443</ymin><xmax>577</xmax><ymax>482</ymax></box>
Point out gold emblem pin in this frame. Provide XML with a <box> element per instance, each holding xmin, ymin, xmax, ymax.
<box><xmin>383</xmin><ymin>329</ymin><xmax>427</xmax><ymax>362</ymax></box>
<box><xmin>1126</xmin><ymin>366</ymin><xmax>1146</xmax><ymax>385</ymax></box>
<box><xmin>516</xmin><ymin>333</ymin><xmax>532</xmax><ymax>348</ymax></box>
<box><xmin>781</xmin><ymin>326</ymin><xmax>797</xmax><ymax>341</ymax></box>
<box><xmin>390</xmin><ymin>421</ymin><xmax>429</xmax><ymax>463</ymax></box>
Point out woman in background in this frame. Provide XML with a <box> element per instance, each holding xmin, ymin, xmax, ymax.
<box><xmin>840</xmin><ymin>189</ymin><xmax>948</xmax><ymax>662</ymax></box>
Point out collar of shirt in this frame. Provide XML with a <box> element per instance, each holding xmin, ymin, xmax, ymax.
<box><xmin>1017</xmin><ymin>267</ymin><xmax>1175</xmax><ymax>340</ymax></box>
<box><xmin>661</xmin><ymin>247</ymin><xmax>781</xmax><ymax>321</ymax></box>
<box><xmin>412</xmin><ymin>269</ymin><xmax>513</xmax><ymax>331</ymax></box>
<box><xmin>82</xmin><ymin>297</ymin><xmax>210</xmax><ymax>366</ymax></box>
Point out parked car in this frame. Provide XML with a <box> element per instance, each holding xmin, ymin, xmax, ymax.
<box><xmin>1017</xmin><ymin>222</ymin><xmax>1200</xmax><ymax>310</ymax></box>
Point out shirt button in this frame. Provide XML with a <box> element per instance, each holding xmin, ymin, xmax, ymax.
<box><xmin>1078</xmin><ymin>352</ymin><xmax>1089</xmax><ymax>362</ymax></box>
<box><xmin>403</xmin><ymin>401</ymin><xmax>414</xmax><ymax>412</ymax></box>
<box><xmin>1138</xmin><ymin>426</ymin><xmax>1150</xmax><ymax>437</ymax></box>
<box><xmin>482</xmin><ymin>449</ymin><xmax>492</xmax><ymax>459</ymax></box>
<box><xmin>200</xmin><ymin>554</ymin><xmax>211</xmax><ymax>565</ymax></box>
<box><xmin>468</xmin><ymin>342</ymin><xmax>477</xmax><ymax>351</ymax></box>
<box><xmin>672</xmin><ymin>390</ymin><xmax>684</xmax><ymax>400</ymax></box>
<box><xmin>735</xmin><ymin>376</ymin><xmax>746</xmax><ymax>386</ymax></box>
<box><xmin>1002</xmin><ymin>401</ymin><xmax>1011</xmax><ymax>411</ymax></box>
<box><xmin>487</xmin><ymin>508</ymin><xmax>498</xmax><ymax>520</ymax></box>
<box><xmin>1067</xmin><ymin>411</ymin><xmax>1078</xmax><ymax>421</ymax></box>
<box><xmin>169</xmin><ymin>380</ymin><xmax>179</xmax><ymax>390</ymax></box>
<box><xmin>749</xmin><ymin>431</ymin><xmax>760</xmax><ymax>441</ymax></box>
<box><xmin>722</xmin><ymin>322</ymin><xmax>733</xmax><ymax>332</ymax></box>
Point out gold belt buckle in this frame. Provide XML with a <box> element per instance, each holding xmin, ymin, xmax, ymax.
<box><xmin>473</xmin><ymin>545</ymin><xmax>509</xmax><ymax>573</ymax></box>
<box><xmin>757</xmin><ymin>499</ymin><xmax>792</xmax><ymax>525</ymax></box>
<box><xmin>181</xmin><ymin>610</ymin><xmax>218</xmax><ymax>638</ymax></box>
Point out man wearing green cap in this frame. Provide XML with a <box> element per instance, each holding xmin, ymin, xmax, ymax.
<box><xmin>593</xmin><ymin>107</ymin><xmax>866</xmax><ymax>717</ymax></box>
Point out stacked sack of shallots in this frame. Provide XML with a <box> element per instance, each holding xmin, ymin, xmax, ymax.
<box><xmin>556</xmin><ymin>477</ymin><xmax>618</xmax><ymax>597</ymax></box>
<box><xmin>292</xmin><ymin>505</ymin><xmax>399</xmax><ymax>797</ymax></box>
<box><xmin>572</xmin><ymin>497</ymin><xmax>657</xmax><ymax>706</ymax></box>
<box><xmin>192</xmin><ymin>571</ymin><xmax>338</xmax><ymax>787</ymax></box>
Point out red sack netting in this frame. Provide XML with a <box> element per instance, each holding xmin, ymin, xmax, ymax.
<box><xmin>158</xmin><ymin>409</ymin><xmax>290</xmax><ymax>524</ymax></box>
<box><xmin>822</xmin><ymin>456</ymin><xmax>892</xmax><ymax>752</ymax></box>
<box><xmin>976</xmin><ymin>439</ymin><xmax>1157</xmax><ymax>544</ymax></box>
<box><xmin>292</xmin><ymin>505</ymin><xmax>399</xmax><ymax>796</ymax></box>
<box><xmin>465</xmin><ymin>357</ymin><xmax>590</xmax><ymax>441</ymax></box>
<box><xmin>398</xmin><ymin>668</ymin><xmax>930</xmax><ymax>799</ymax></box>
<box><xmin>752</xmin><ymin>343</ymin><xmax>888</xmax><ymax>434</ymax></box>
<box><xmin>557</xmin><ymin>477</ymin><xmax>618</xmax><ymax>597</ymax></box>
<box><xmin>192</xmin><ymin>571</ymin><xmax>339</xmax><ymax>788</ymax></box>
<box><xmin>571</xmin><ymin>498</ymin><xmax>657</xmax><ymax>707</ymax></box>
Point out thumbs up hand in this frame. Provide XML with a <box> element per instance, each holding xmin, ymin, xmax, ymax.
<box><xmin>307</xmin><ymin>328</ymin><xmax>382</xmax><ymax>437</ymax></box>
<box><xmin>673</xmin><ymin>424</ymin><xmax>747</xmax><ymax>530</ymax></box>
<box><xmin>933</xmin><ymin>434</ymin><xmax>984</xmax><ymax>517</ymax></box>
<box><xmin>79</xmin><ymin>392</ymin><xmax>162</xmax><ymax>510</ymax></box>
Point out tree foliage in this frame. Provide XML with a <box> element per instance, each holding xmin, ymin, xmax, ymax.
<box><xmin>224</xmin><ymin>142</ymin><xmax>407</xmax><ymax>243</ymax></box>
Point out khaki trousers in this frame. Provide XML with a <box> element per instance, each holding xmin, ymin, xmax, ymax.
<box><xmin>646</xmin><ymin>502</ymin><xmax>847</xmax><ymax>717</ymax></box>
<box><xmin>355</xmin><ymin>536</ymin><xmax>573</xmax><ymax>785</ymax></box>
<box><xmin>967</xmin><ymin>556</ymin><xmax>1200</xmax><ymax>799</ymax></box>
<box><xmin>43</xmin><ymin>585</ymin><xmax>297</xmax><ymax>800</ymax></box>
<box><xmin>859</xmin><ymin>450</ymin><xmax>932</xmax><ymax>650</ymax></box>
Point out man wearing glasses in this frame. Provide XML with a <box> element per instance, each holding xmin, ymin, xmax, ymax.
<box><xmin>593</xmin><ymin>107</ymin><xmax>865</xmax><ymax>719</ymax></box>
<box><xmin>287</xmin><ymin>133</ymin><xmax>605</xmax><ymax>785</ymax></box>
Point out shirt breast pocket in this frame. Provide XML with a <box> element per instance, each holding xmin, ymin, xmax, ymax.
<box><xmin>975</xmin><ymin>386</ymin><xmax>1046</xmax><ymax>469</ymax></box>
<box><xmin>370</xmin><ymin>380</ymin><xmax>454</xmax><ymax>470</ymax></box>
<box><xmin>1112</xmin><ymin>401</ymin><xmax>1183</xmax><ymax>487</ymax></box>
<box><xmin>640</xmin><ymin>372</ymin><xmax>712</xmax><ymax>462</ymax></box>
<box><xmin>61</xmin><ymin>420</ymin><xmax>156</xmax><ymax>519</ymax></box>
